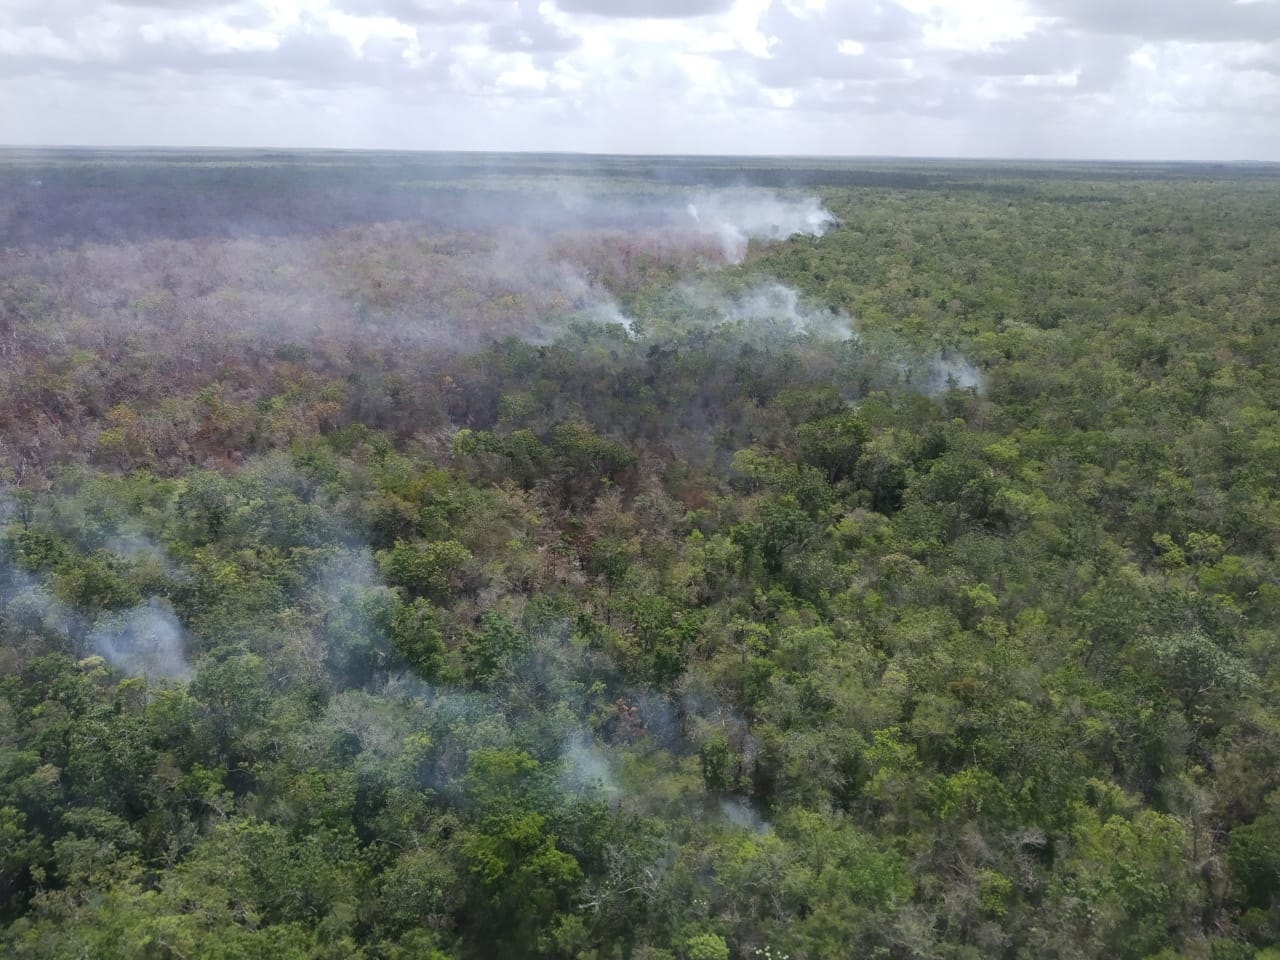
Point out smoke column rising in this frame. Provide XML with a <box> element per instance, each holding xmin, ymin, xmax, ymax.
<box><xmin>89</xmin><ymin>597</ymin><xmax>192</xmax><ymax>682</ymax></box>
<box><xmin>725</xmin><ymin>282</ymin><xmax>853</xmax><ymax>340</ymax></box>
<box><xmin>685</xmin><ymin>190</ymin><xmax>836</xmax><ymax>263</ymax></box>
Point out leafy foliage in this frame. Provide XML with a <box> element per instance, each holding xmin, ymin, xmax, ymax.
<box><xmin>1</xmin><ymin>154</ymin><xmax>1279</xmax><ymax>958</ymax></box>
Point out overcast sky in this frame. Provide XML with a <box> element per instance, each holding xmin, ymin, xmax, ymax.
<box><xmin>2</xmin><ymin>0</ymin><xmax>1277</xmax><ymax>159</ymax></box>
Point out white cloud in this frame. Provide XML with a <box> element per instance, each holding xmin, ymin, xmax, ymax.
<box><xmin>0</xmin><ymin>0</ymin><xmax>1275</xmax><ymax>158</ymax></box>
<box><xmin>1029</xmin><ymin>0</ymin><xmax>1280</xmax><ymax>43</ymax></box>
<box><xmin>553</xmin><ymin>0</ymin><xmax>735</xmax><ymax>17</ymax></box>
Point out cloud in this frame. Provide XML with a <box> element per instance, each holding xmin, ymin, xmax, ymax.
<box><xmin>0</xmin><ymin>12</ymin><xmax>445</xmax><ymax>88</ymax></box>
<box><xmin>111</xmin><ymin>0</ymin><xmax>243</xmax><ymax>7</ymax></box>
<box><xmin>333</xmin><ymin>0</ymin><xmax>505</xmax><ymax>22</ymax></box>
<box><xmin>744</xmin><ymin>0</ymin><xmax>922</xmax><ymax>88</ymax></box>
<box><xmin>950</xmin><ymin>30</ymin><xmax>1133</xmax><ymax>93</ymax></box>
<box><xmin>1236</xmin><ymin>46</ymin><xmax>1280</xmax><ymax>75</ymax></box>
<box><xmin>0</xmin><ymin>0</ymin><xmax>1278</xmax><ymax>158</ymax></box>
<box><xmin>1030</xmin><ymin>0</ymin><xmax>1280</xmax><ymax>43</ymax></box>
<box><xmin>715</xmin><ymin>1</ymin><xmax>970</xmax><ymax>119</ymax></box>
<box><xmin>553</xmin><ymin>0</ymin><xmax>735</xmax><ymax>18</ymax></box>
<box><xmin>489</xmin><ymin>0</ymin><xmax>580</xmax><ymax>53</ymax></box>
<box><xmin>761</xmin><ymin>0</ymin><xmax>921</xmax><ymax>48</ymax></box>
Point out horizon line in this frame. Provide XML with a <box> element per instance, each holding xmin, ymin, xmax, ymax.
<box><xmin>1</xmin><ymin>144</ymin><xmax>1277</xmax><ymax>166</ymax></box>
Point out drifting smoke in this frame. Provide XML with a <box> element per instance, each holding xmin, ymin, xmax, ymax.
<box><xmin>0</xmin><ymin>494</ymin><xmax>85</xmax><ymax>641</ymax></box>
<box><xmin>559</xmin><ymin>733</ymin><xmax>620</xmax><ymax>797</ymax></box>
<box><xmin>557</xmin><ymin>265</ymin><xmax>637</xmax><ymax>338</ymax></box>
<box><xmin>586</xmin><ymin>300</ymin><xmax>637</xmax><ymax>338</ymax></box>
<box><xmin>891</xmin><ymin>352</ymin><xmax>985</xmax><ymax>397</ymax></box>
<box><xmin>685</xmin><ymin>190</ymin><xmax>836</xmax><ymax>263</ymax></box>
<box><xmin>104</xmin><ymin>532</ymin><xmax>188</xmax><ymax>582</ymax></box>
<box><xmin>663</xmin><ymin>281</ymin><xmax>853</xmax><ymax>343</ymax></box>
<box><xmin>724</xmin><ymin>282</ymin><xmax>853</xmax><ymax>340</ymax></box>
<box><xmin>0</xmin><ymin>177</ymin><xmax>838</xmax><ymax>367</ymax></box>
<box><xmin>88</xmin><ymin>597</ymin><xmax>192</xmax><ymax>682</ymax></box>
<box><xmin>3</xmin><ymin>577</ymin><xmax>83</xmax><ymax>640</ymax></box>
<box><xmin>321</xmin><ymin>689</ymin><xmax>424</xmax><ymax>777</ymax></box>
<box><xmin>719</xmin><ymin>797</ymin><xmax>773</xmax><ymax>835</ymax></box>
<box><xmin>1</xmin><ymin>484</ymin><xmax>198</xmax><ymax>681</ymax></box>
<box><xmin>925</xmin><ymin>355</ymin><xmax>984</xmax><ymax>395</ymax></box>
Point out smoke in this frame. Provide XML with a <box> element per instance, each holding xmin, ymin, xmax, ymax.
<box><xmin>2</xmin><ymin>576</ymin><xmax>83</xmax><ymax>641</ymax></box>
<box><xmin>719</xmin><ymin>797</ymin><xmax>772</xmax><ymax>835</ymax></box>
<box><xmin>654</xmin><ymin>280</ymin><xmax>979</xmax><ymax>397</ymax></box>
<box><xmin>1</xmin><ymin>493</ymin><xmax>85</xmax><ymax>641</ymax></box>
<box><xmin>559</xmin><ymin>732</ymin><xmax>620</xmax><ymax>797</ymax></box>
<box><xmin>0</xmin><ymin>482</ymin><xmax>198</xmax><ymax>682</ymax></box>
<box><xmin>642</xmin><ymin>280</ymin><xmax>853</xmax><ymax>345</ymax></box>
<box><xmin>555</xmin><ymin>264</ymin><xmax>637</xmax><ymax>339</ymax></box>
<box><xmin>924</xmin><ymin>355</ymin><xmax>984</xmax><ymax>395</ymax></box>
<box><xmin>586</xmin><ymin>300</ymin><xmax>637</xmax><ymax>338</ymax></box>
<box><xmin>321</xmin><ymin>689</ymin><xmax>420</xmax><ymax>772</ymax></box>
<box><xmin>722</xmin><ymin>282</ymin><xmax>853</xmax><ymax>341</ymax></box>
<box><xmin>88</xmin><ymin>597</ymin><xmax>191</xmax><ymax>682</ymax></box>
<box><xmin>0</xmin><ymin>178</ymin><xmax>839</xmax><ymax>398</ymax></box>
<box><xmin>888</xmin><ymin>352</ymin><xmax>985</xmax><ymax>397</ymax></box>
<box><xmin>104</xmin><ymin>532</ymin><xmax>188</xmax><ymax>582</ymax></box>
<box><xmin>618</xmin><ymin>689</ymin><xmax>683</xmax><ymax>751</ymax></box>
<box><xmin>685</xmin><ymin>190</ymin><xmax>836</xmax><ymax>264</ymax></box>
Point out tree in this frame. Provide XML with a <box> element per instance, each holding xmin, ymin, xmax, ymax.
<box><xmin>379</xmin><ymin>539</ymin><xmax>473</xmax><ymax>604</ymax></box>
<box><xmin>795</xmin><ymin>411</ymin><xmax>869</xmax><ymax>484</ymax></box>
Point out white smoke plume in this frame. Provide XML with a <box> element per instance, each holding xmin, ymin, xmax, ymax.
<box><xmin>105</xmin><ymin>532</ymin><xmax>188</xmax><ymax>582</ymax></box>
<box><xmin>925</xmin><ymin>355</ymin><xmax>984</xmax><ymax>395</ymax></box>
<box><xmin>891</xmin><ymin>352</ymin><xmax>985</xmax><ymax>396</ymax></box>
<box><xmin>559</xmin><ymin>732</ymin><xmax>620</xmax><ymax>797</ymax></box>
<box><xmin>719</xmin><ymin>797</ymin><xmax>772</xmax><ymax>835</ymax></box>
<box><xmin>685</xmin><ymin>190</ymin><xmax>836</xmax><ymax>264</ymax></box>
<box><xmin>557</xmin><ymin>265</ymin><xmax>637</xmax><ymax>338</ymax></box>
<box><xmin>3</xmin><ymin>577</ymin><xmax>83</xmax><ymax>639</ymax></box>
<box><xmin>89</xmin><ymin>597</ymin><xmax>192</xmax><ymax>682</ymax></box>
<box><xmin>665</xmin><ymin>281</ymin><xmax>853</xmax><ymax>343</ymax></box>
<box><xmin>725</xmin><ymin>282</ymin><xmax>853</xmax><ymax>340</ymax></box>
<box><xmin>587</xmin><ymin>300</ymin><xmax>637</xmax><ymax>338</ymax></box>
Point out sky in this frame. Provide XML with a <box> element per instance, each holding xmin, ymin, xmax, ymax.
<box><xmin>1</xmin><ymin>0</ymin><xmax>1278</xmax><ymax>160</ymax></box>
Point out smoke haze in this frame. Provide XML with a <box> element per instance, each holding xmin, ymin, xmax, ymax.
<box><xmin>685</xmin><ymin>190</ymin><xmax>836</xmax><ymax>263</ymax></box>
<box><xmin>88</xmin><ymin>597</ymin><xmax>192</xmax><ymax>682</ymax></box>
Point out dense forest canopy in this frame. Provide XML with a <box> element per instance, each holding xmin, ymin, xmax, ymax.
<box><xmin>2</xmin><ymin>150</ymin><xmax>1280</xmax><ymax>959</ymax></box>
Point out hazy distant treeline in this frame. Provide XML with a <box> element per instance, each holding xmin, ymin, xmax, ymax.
<box><xmin>4</xmin><ymin>150</ymin><xmax>1270</xmax><ymax>246</ymax></box>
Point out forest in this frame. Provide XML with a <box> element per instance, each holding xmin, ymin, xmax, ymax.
<box><xmin>1</xmin><ymin>149</ymin><xmax>1280</xmax><ymax>959</ymax></box>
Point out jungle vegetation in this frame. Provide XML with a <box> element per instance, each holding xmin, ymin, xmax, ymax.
<box><xmin>1</xmin><ymin>151</ymin><xmax>1280</xmax><ymax>959</ymax></box>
